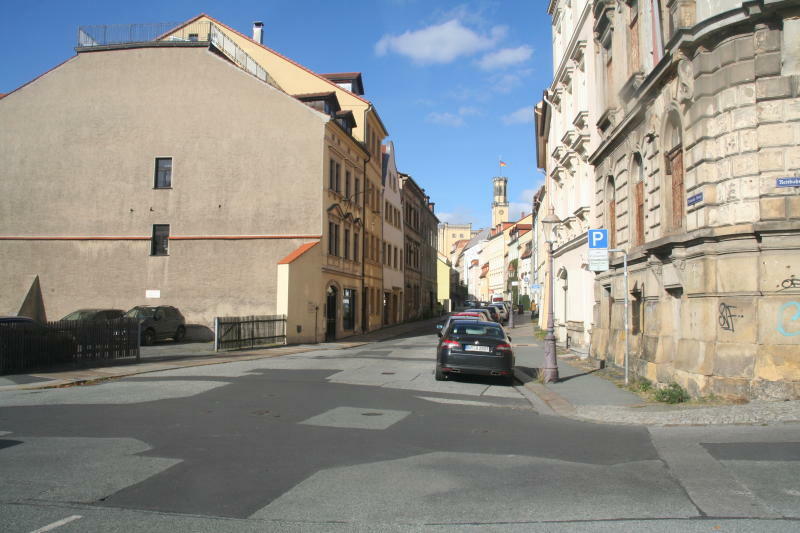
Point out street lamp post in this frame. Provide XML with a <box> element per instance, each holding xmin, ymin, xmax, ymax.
<box><xmin>540</xmin><ymin>210</ymin><xmax>561</xmax><ymax>383</ymax></box>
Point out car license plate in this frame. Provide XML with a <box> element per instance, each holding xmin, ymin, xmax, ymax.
<box><xmin>465</xmin><ymin>345</ymin><xmax>491</xmax><ymax>353</ymax></box>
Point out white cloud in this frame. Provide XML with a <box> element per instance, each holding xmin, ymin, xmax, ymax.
<box><xmin>426</xmin><ymin>112</ymin><xmax>465</xmax><ymax>127</ymax></box>
<box><xmin>492</xmin><ymin>73</ymin><xmax>523</xmax><ymax>93</ymax></box>
<box><xmin>520</xmin><ymin>188</ymin><xmax>537</xmax><ymax>203</ymax></box>
<box><xmin>508</xmin><ymin>202</ymin><xmax>532</xmax><ymax>221</ymax></box>
<box><xmin>477</xmin><ymin>45</ymin><xmax>533</xmax><ymax>70</ymax></box>
<box><xmin>502</xmin><ymin>106</ymin><xmax>534</xmax><ymax>125</ymax></box>
<box><xmin>458</xmin><ymin>106</ymin><xmax>482</xmax><ymax>116</ymax></box>
<box><xmin>375</xmin><ymin>19</ymin><xmax>506</xmax><ymax>64</ymax></box>
<box><xmin>438</xmin><ymin>208</ymin><xmax>478</xmax><ymax>225</ymax></box>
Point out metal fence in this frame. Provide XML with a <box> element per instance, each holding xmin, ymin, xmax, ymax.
<box><xmin>77</xmin><ymin>21</ymin><xmax>216</xmax><ymax>47</ymax></box>
<box><xmin>215</xmin><ymin>315</ymin><xmax>287</xmax><ymax>351</ymax></box>
<box><xmin>0</xmin><ymin>318</ymin><xmax>140</xmax><ymax>374</ymax></box>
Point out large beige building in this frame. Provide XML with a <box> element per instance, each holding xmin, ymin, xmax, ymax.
<box><xmin>538</xmin><ymin>1</ymin><xmax>800</xmax><ymax>398</ymax></box>
<box><xmin>0</xmin><ymin>16</ymin><xmax>398</xmax><ymax>344</ymax></box>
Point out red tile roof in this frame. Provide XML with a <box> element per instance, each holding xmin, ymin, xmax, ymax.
<box><xmin>278</xmin><ymin>241</ymin><xmax>319</xmax><ymax>264</ymax></box>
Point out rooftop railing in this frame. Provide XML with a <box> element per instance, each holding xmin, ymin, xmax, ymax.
<box><xmin>76</xmin><ymin>21</ymin><xmax>272</xmax><ymax>85</ymax></box>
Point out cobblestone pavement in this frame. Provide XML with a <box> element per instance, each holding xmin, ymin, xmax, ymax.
<box><xmin>571</xmin><ymin>400</ymin><xmax>800</xmax><ymax>426</ymax></box>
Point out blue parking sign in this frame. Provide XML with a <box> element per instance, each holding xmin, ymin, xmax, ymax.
<box><xmin>588</xmin><ymin>229</ymin><xmax>608</xmax><ymax>249</ymax></box>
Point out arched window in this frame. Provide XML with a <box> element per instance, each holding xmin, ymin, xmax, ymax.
<box><xmin>664</xmin><ymin>111</ymin><xmax>684</xmax><ymax>231</ymax></box>
<box><xmin>605</xmin><ymin>176</ymin><xmax>617</xmax><ymax>247</ymax></box>
<box><xmin>632</xmin><ymin>153</ymin><xmax>645</xmax><ymax>246</ymax></box>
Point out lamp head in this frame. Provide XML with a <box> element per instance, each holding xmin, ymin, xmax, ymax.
<box><xmin>540</xmin><ymin>211</ymin><xmax>561</xmax><ymax>243</ymax></box>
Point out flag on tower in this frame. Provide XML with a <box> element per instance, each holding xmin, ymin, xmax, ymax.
<box><xmin>499</xmin><ymin>160</ymin><xmax>508</xmax><ymax>167</ymax></box>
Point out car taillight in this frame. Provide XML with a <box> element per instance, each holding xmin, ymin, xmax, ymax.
<box><xmin>441</xmin><ymin>340</ymin><xmax>460</xmax><ymax>349</ymax></box>
<box><xmin>495</xmin><ymin>343</ymin><xmax>512</xmax><ymax>352</ymax></box>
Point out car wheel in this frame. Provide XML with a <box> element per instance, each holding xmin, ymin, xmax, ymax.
<box><xmin>174</xmin><ymin>326</ymin><xmax>186</xmax><ymax>342</ymax></box>
<box><xmin>506</xmin><ymin>374</ymin><xmax>515</xmax><ymax>386</ymax></box>
<box><xmin>435</xmin><ymin>367</ymin><xmax>446</xmax><ymax>381</ymax></box>
<box><xmin>142</xmin><ymin>329</ymin><xmax>155</xmax><ymax>346</ymax></box>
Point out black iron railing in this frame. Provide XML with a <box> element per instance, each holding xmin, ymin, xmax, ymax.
<box><xmin>215</xmin><ymin>315</ymin><xmax>287</xmax><ymax>351</ymax></box>
<box><xmin>0</xmin><ymin>318</ymin><xmax>140</xmax><ymax>374</ymax></box>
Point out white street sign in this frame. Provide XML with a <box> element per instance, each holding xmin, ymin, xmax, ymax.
<box><xmin>588</xmin><ymin>248</ymin><xmax>609</xmax><ymax>271</ymax></box>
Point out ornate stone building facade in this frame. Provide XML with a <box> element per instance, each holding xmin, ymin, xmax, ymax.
<box><xmin>539</xmin><ymin>0</ymin><xmax>601</xmax><ymax>351</ymax></box>
<box><xmin>587</xmin><ymin>0</ymin><xmax>800</xmax><ymax>399</ymax></box>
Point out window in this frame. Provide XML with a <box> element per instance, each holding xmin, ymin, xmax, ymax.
<box><xmin>668</xmin><ymin>146</ymin><xmax>684</xmax><ymax>230</ymax></box>
<box><xmin>328</xmin><ymin>222</ymin><xmax>340</xmax><ymax>256</ymax></box>
<box><xmin>154</xmin><ymin>158</ymin><xmax>172</xmax><ymax>188</ymax></box>
<box><xmin>188</xmin><ymin>33</ymin><xmax>199</xmax><ymax>42</ymax></box>
<box><xmin>345</xmin><ymin>171</ymin><xmax>351</xmax><ymax>199</ymax></box>
<box><xmin>629</xmin><ymin>0</ymin><xmax>640</xmax><ymax>75</ymax></box>
<box><xmin>343</xmin><ymin>289</ymin><xmax>356</xmax><ymax>330</ymax></box>
<box><xmin>151</xmin><ymin>224</ymin><xmax>169</xmax><ymax>256</ymax></box>
<box><xmin>329</xmin><ymin>159</ymin><xmax>340</xmax><ymax>192</ymax></box>
<box><xmin>632</xmin><ymin>153</ymin><xmax>645</xmax><ymax>246</ymax></box>
<box><xmin>353</xmin><ymin>233</ymin><xmax>359</xmax><ymax>262</ymax></box>
<box><xmin>344</xmin><ymin>229</ymin><xmax>350</xmax><ymax>260</ymax></box>
<box><xmin>355</xmin><ymin>178</ymin><xmax>361</xmax><ymax>204</ymax></box>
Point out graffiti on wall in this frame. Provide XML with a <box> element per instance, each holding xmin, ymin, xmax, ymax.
<box><xmin>777</xmin><ymin>302</ymin><xmax>800</xmax><ymax>337</ymax></box>
<box><xmin>781</xmin><ymin>277</ymin><xmax>800</xmax><ymax>289</ymax></box>
<box><xmin>718</xmin><ymin>303</ymin><xmax>743</xmax><ymax>332</ymax></box>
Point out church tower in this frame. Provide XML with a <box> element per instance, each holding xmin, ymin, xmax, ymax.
<box><xmin>491</xmin><ymin>176</ymin><xmax>509</xmax><ymax>227</ymax></box>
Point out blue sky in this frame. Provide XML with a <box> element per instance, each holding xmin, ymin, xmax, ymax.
<box><xmin>1</xmin><ymin>0</ymin><xmax>552</xmax><ymax>229</ymax></box>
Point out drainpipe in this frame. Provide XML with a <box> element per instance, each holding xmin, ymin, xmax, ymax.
<box><xmin>361</xmin><ymin>105</ymin><xmax>372</xmax><ymax>333</ymax></box>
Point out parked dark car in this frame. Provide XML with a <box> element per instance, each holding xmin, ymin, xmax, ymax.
<box><xmin>462</xmin><ymin>308</ymin><xmax>496</xmax><ymax>322</ymax></box>
<box><xmin>60</xmin><ymin>309</ymin><xmax>125</xmax><ymax>322</ymax></box>
<box><xmin>125</xmin><ymin>306</ymin><xmax>186</xmax><ymax>345</ymax></box>
<box><xmin>436</xmin><ymin>314</ymin><xmax>480</xmax><ymax>334</ymax></box>
<box><xmin>435</xmin><ymin>319</ymin><xmax>515</xmax><ymax>385</ymax></box>
<box><xmin>469</xmin><ymin>306</ymin><xmax>500</xmax><ymax>322</ymax></box>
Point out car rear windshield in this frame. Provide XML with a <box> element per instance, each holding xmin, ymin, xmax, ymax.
<box><xmin>125</xmin><ymin>308</ymin><xmax>154</xmax><ymax>318</ymax></box>
<box><xmin>62</xmin><ymin>310</ymin><xmax>97</xmax><ymax>321</ymax></box>
<box><xmin>450</xmin><ymin>325</ymin><xmax>505</xmax><ymax>338</ymax></box>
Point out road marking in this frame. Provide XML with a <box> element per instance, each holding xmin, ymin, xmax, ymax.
<box><xmin>29</xmin><ymin>515</ymin><xmax>82</xmax><ymax>533</ymax></box>
<box><xmin>416</xmin><ymin>396</ymin><xmax>510</xmax><ymax>408</ymax></box>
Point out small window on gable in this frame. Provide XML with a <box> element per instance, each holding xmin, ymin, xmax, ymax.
<box><xmin>188</xmin><ymin>33</ymin><xmax>199</xmax><ymax>42</ymax></box>
<box><xmin>155</xmin><ymin>158</ymin><xmax>172</xmax><ymax>189</ymax></box>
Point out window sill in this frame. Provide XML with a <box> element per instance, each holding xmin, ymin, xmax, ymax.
<box><xmin>153</xmin><ymin>187</ymin><xmax>173</xmax><ymax>190</ymax></box>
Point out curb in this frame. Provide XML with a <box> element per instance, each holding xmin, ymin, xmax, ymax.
<box><xmin>513</xmin><ymin>367</ymin><xmax>576</xmax><ymax>418</ymax></box>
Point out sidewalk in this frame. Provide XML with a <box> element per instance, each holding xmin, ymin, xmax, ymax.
<box><xmin>507</xmin><ymin>314</ymin><xmax>800</xmax><ymax>426</ymax></box>
<box><xmin>0</xmin><ymin>317</ymin><xmax>442</xmax><ymax>393</ymax></box>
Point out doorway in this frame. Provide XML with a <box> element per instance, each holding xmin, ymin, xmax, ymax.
<box><xmin>326</xmin><ymin>286</ymin><xmax>338</xmax><ymax>341</ymax></box>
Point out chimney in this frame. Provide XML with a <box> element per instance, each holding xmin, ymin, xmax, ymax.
<box><xmin>253</xmin><ymin>21</ymin><xmax>264</xmax><ymax>44</ymax></box>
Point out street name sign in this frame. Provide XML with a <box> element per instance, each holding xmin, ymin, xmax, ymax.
<box><xmin>777</xmin><ymin>177</ymin><xmax>800</xmax><ymax>187</ymax></box>
<box><xmin>588</xmin><ymin>229</ymin><xmax>609</xmax><ymax>271</ymax></box>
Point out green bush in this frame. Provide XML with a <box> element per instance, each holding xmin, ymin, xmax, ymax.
<box><xmin>518</xmin><ymin>294</ymin><xmax>530</xmax><ymax>312</ymax></box>
<box><xmin>632</xmin><ymin>377</ymin><xmax>652</xmax><ymax>392</ymax></box>
<box><xmin>653</xmin><ymin>382</ymin><xmax>690</xmax><ymax>404</ymax></box>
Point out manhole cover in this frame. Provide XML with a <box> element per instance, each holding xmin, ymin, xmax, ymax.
<box><xmin>361</xmin><ymin>412</ymin><xmax>383</xmax><ymax>417</ymax></box>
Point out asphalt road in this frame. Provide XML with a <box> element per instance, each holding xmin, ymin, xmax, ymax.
<box><xmin>1</xmin><ymin>326</ymin><xmax>799</xmax><ymax>532</ymax></box>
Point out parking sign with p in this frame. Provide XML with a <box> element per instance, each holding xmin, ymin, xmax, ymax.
<box><xmin>588</xmin><ymin>229</ymin><xmax>608</xmax><ymax>249</ymax></box>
